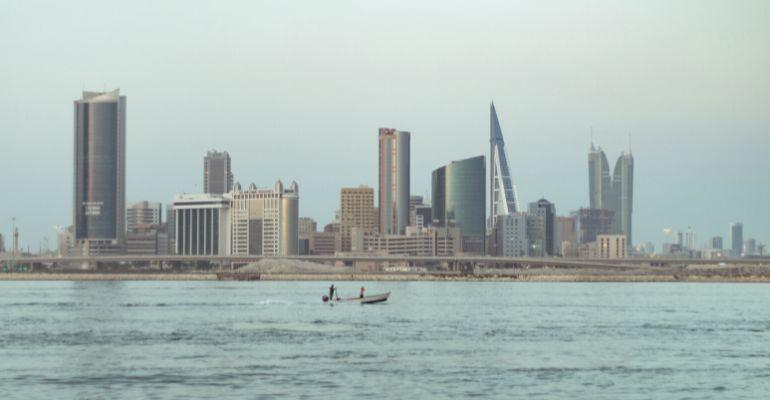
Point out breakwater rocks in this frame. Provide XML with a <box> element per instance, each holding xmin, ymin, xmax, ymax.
<box><xmin>0</xmin><ymin>273</ymin><xmax>216</xmax><ymax>281</ymax></box>
<box><xmin>3</xmin><ymin>268</ymin><xmax>770</xmax><ymax>282</ymax></box>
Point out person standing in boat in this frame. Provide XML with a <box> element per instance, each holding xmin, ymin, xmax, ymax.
<box><xmin>329</xmin><ymin>284</ymin><xmax>335</xmax><ymax>300</ymax></box>
<box><xmin>359</xmin><ymin>286</ymin><xmax>365</xmax><ymax>298</ymax></box>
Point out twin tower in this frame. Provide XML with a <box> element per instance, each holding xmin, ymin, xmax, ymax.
<box><xmin>588</xmin><ymin>143</ymin><xmax>634</xmax><ymax>246</ymax></box>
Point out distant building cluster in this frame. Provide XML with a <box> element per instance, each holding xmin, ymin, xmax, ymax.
<box><xmin>657</xmin><ymin>222</ymin><xmax>764</xmax><ymax>259</ymax></box>
<box><xmin>51</xmin><ymin>89</ymin><xmax>766</xmax><ymax>261</ymax></box>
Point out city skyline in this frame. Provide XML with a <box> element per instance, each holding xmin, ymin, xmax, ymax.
<box><xmin>1</xmin><ymin>1</ymin><xmax>768</xmax><ymax>250</ymax></box>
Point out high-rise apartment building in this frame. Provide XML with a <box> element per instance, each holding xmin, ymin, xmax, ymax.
<box><xmin>730</xmin><ymin>222</ymin><xmax>743</xmax><ymax>257</ymax></box>
<box><xmin>492</xmin><ymin>213</ymin><xmax>529</xmax><ymax>257</ymax></box>
<box><xmin>204</xmin><ymin>150</ymin><xmax>233</xmax><ymax>194</ymax></box>
<box><xmin>572</xmin><ymin>208</ymin><xmax>614</xmax><ymax>245</ymax></box>
<box><xmin>684</xmin><ymin>229</ymin><xmax>696</xmax><ymax>251</ymax></box>
<box><xmin>298</xmin><ymin>218</ymin><xmax>317</xmax><ymax>236</ymax></box>
<box><xmin>126</xmin><ymin>201</ymin><xmax>162</xmax><ymax>233</ymax></box>
<box><xmin>230</xmin><ymin>181</ymin><xmax>299</xmax><ymax>256</ymax></box>
<box><xmin>588</xmin><ymin>144</ymin><xmax>634</xmax><ymax>247</ymax></box>
<box><xmin>710</xmin><ymin>236</ymin><xmax>723</xmax><ymax>250</ymax></box>
<box><xmin>378</xmin><ymin>128</ymin><xmax>410</xmax><ymax>235</ymax></box>
<box><xmin>408</xmin><ymin>195</ymin><xmax>425</xmax><ymax>227</ymax></box>
<box><xmin>489</xmin><ymin>102</ymin><xmax>519</xmax><ymax>221</ymax></box>
<box><xmin>340</xmin><ymin>186</ymin><xmax>376</xmax><ymax>252</ymax></box>
<box><xmin>73</xmin><ymin>90</ymin><xmax>126</xmax><ymax>255</ymax></box>
<box><xmin>166</xmin><ymin>204</ymin><xmax>176</xmax><ymax>254</ymax></box>
<box><xmin>743</xmin><ymin>238</ymin><xmax>756</xmax><ymax>257</ymax></box>
<box><xmin>432</xmin><ymin>155</ymin><xmax>486</xmax><ymax>254</ymax></box>
<box><xmin>297</xmin><ymin>217</ymin><xmax>317</xmax><ymax>255</ymax></box>
<box><xmin>555</xmin><ymin>216</ymin><xmax>577</xmax><ymax>256</ymax></box>
<box><xmin>126</xmin><ymin>201</ymin><xmax>166</xmax><ymax>255</ymax></box>
<box><xmin>528</xmin><ymin>199</ymin><xmax>556</xmax><ymax>256</ymax></box>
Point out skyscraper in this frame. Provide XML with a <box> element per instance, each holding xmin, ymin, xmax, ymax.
<box><xmin>587</xmin><ymin>145</ymin><xmax>634</xmax><ymax>247</ymax></box>
<box><xmin>340</xmin><ymin>186</ymin><xmax>376</xmax><ymax>252</ymax></box>
<box><xmin>528</xmin><ymin>199</ymin><xmax>556</xmax><ymax>256</ymax></box>
<box><xmin>126</xmin><ymin>201</ymin><xmax>162</xmax><ymax>233</ymax></box>
<box><xmin>489</xmin><ymin>102</ymin><xmax>519</xmax><ymax>220</ymax></box>
<box><xmin>743</xmin><ymin>238</ymin><xmax>757</xmax><ymax>256</ymax></box>
<box><xmin>588</xmin><ymin>143</ymin><xmax>611</xmax><ymax>209</ymax></box>
<box><xmin>709</xmin><ymin>236</ymin><xmax>723</xmax><ymax>250</ymax></box>
<box><xmin>492</xmin><ymin>213</ymin><xmax>528</xmax><ymax>257</ymax></box>
<box><xmin>612</xmin><ymin>152</ymin><xmax>634</xmax><ymax>246</ymax></box>
<box><xmin>230</xmin><ymin>181</ymin><xmax>299</xmax><ymax>256</ymax></box>
<box><xmin>378</xmin><ymin>128</ymin><xmax>410</xmax><ymax>235</ymax></box>
<box><xmin>432</xmin><ymin>155</ymin><xmax>486</xmax><ymax>254</ymax></box>
<box><xmin>571</xmin><ymin>208</ymin><xmax>615</xmax><ymax>245</ymax></box>
<box><xmin>204</xmin><ymin>150</ymin><xmax>233</xmax><ymax>194</ymax></box>
<box><xmin>73</xmin><ymin>90</ymin><xmax>126</xmax><ymax>255</ymax></box>
<box><xmin>730</xmin><ymin>222</ymin><xmax>743</xmax><ymax>257</ymax></box>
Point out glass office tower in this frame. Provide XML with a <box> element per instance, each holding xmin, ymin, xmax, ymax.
<box><xmin>432</xmin><ymin>155</ymin><xmax>486</xmax><ymax>254</ymax></box>
<box><xmin>73</xmin><ymin>89</ymin><xmax>126</xmax><ymax>254</ymax></box>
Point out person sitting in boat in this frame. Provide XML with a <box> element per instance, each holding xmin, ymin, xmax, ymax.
<box><xmin>359</xmin><ymin>286</ymin><xmax>365</xmax><ymax>298</ymax></box>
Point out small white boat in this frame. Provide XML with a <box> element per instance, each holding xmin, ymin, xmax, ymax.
<box><xmin>323</xmin><ymin>292</ymin><xmax>390</xmax><ymax>304</ymax></box>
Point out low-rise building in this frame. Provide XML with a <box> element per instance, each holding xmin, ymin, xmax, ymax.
<box><xmin>312</xmin><ymin>231</ymin><xmax>337</xmax><ymax>255</ymax></box>
<box><xmin>172</xmin><ymin>193</ymin><xmax>231</xmax><ymax>256</ymax></box>
<box><xmin>596</xmin><ymin>234</ymin><xmax>627</xmax><ymax>259</ymax></box>
<box><xmin>125</xmin><ymin>228</ymin><xmax>169</xmax><ymax>255</ymax></box>
<box><xmin>351</xmin><ymin>226</ymin><xmax>462</xmax><ymax>256</ymax></box>
<box><xmin>126</xmin><ymin>201</ymin><xmax>162</xmax><ymax>233</ymax></box>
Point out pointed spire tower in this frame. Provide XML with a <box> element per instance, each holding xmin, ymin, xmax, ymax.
<box><xmin>489</xmin><ymin>102</ymin><xmax>519</xmax><ymax>221</ymax></box>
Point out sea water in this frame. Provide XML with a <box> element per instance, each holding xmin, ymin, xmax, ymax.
<box><xmin>1</xmin><ymin>281</ymin><xmax>769</xmax><ymax>399</ymax></box>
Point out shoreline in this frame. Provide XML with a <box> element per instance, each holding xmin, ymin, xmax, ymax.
<box><xmin>2</xmin><ymin>272</ymin><xmax>770</xmax><ymax>283</ymax></box>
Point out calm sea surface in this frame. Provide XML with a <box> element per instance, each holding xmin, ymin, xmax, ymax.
<box><xmin>1</xmin><ymin>281</ymin><xmax>769</xmax><ymax>399</ymax></box>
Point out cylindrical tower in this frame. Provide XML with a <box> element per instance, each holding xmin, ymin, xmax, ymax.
<box><xmin>73</xmin><ymin>90</ymin><xmax>126</xmax><ymax>254</ymax></box>
<box><xmin>280</xmin><ymin>182</ymin><xmax>299</xmax><ymax>256</ymax></box>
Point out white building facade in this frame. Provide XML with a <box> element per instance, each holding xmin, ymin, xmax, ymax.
<box><xmin>172</xmin><ymin>193</ymin><xmax>231</xmax><ymax>256</ymax></box>
<box><xmin>230</xmin><ymin>181</ymin><xmax>299</xmax><ymax>256</ymax></box>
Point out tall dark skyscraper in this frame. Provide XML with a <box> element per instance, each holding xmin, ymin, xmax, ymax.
<box><xmin>432</xmin><ymin>155</ymin><xmax>486</xmax><ymax>254</ymax></box>
<box><xmin>489</xmin><ymin>102</ymin><xmax>519</xmax><ymax>220</ymax></box>
<box><xmin>730</xmin><ymin>222</ymin><xmax>743</xmax><ymax>257</ymax></box>
<box><xmin>73</xmin><ymin>90</ymin><xmax>126</xmax><ymax>255</ymax></box>
<box><xmin>204</xmin><ymin>150</ymin><xmax>233</xmax><ymax>194</ymax></box>
<box><xmin>528</xmin><ymin>198</ymin><xmax>556</xmax><ymax>256</ymax></box>
<box><xmin>588</xmin><ymin>143</ymin><xmax>611</xmax><ymax>209</ymax></box>
<box><xmin>588</xmin><ymin>143</ymin><xmax>634</xmax><ymax>247</ymax></box>
<box><xmin>612</xmin><ymin>152</ymin><xmax>634</xmax><ymax>246</ymax></box>
<box><xmin>378</xmin><ymin>128</ymin><xmax>410</xmax><ymax>235</ymax></box>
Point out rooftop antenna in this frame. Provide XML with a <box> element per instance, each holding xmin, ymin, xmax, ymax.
<box><xmin>589</xmin><ymin>126</ymin><xmax>595</xmax><ymax>150</ymax></box>
<box><xmin>628</xmin><ymin>132</ymin><xmax>633</xmax><ymax>155</ymax></box>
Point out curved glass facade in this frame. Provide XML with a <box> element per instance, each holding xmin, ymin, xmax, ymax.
<box><xmin>432</xmin><ymin>155</ymin><xmax>485</xmax><ymax>254</ymax></box>
<box><xmin>74</xmin><ymin>90</ymin><xmax>126</xmax><ymax>244</ymax></box>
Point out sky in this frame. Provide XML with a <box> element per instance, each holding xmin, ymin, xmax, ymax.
<box><xmin>0</xmin><ymin>0</ymin><xmax>768</xmax><ymax>252</ymax></box>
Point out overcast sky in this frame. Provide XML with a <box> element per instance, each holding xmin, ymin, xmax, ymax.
<box><xmin>1</xmin><ymin>0</ymin><xmax>768</xmax><ymax>252</ymax></box>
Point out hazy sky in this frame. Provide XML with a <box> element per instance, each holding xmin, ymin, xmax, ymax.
<box><xmin>1</xmin><ymin>0</ymin><xmax>768</xmax><ymax>252</ymax></box>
